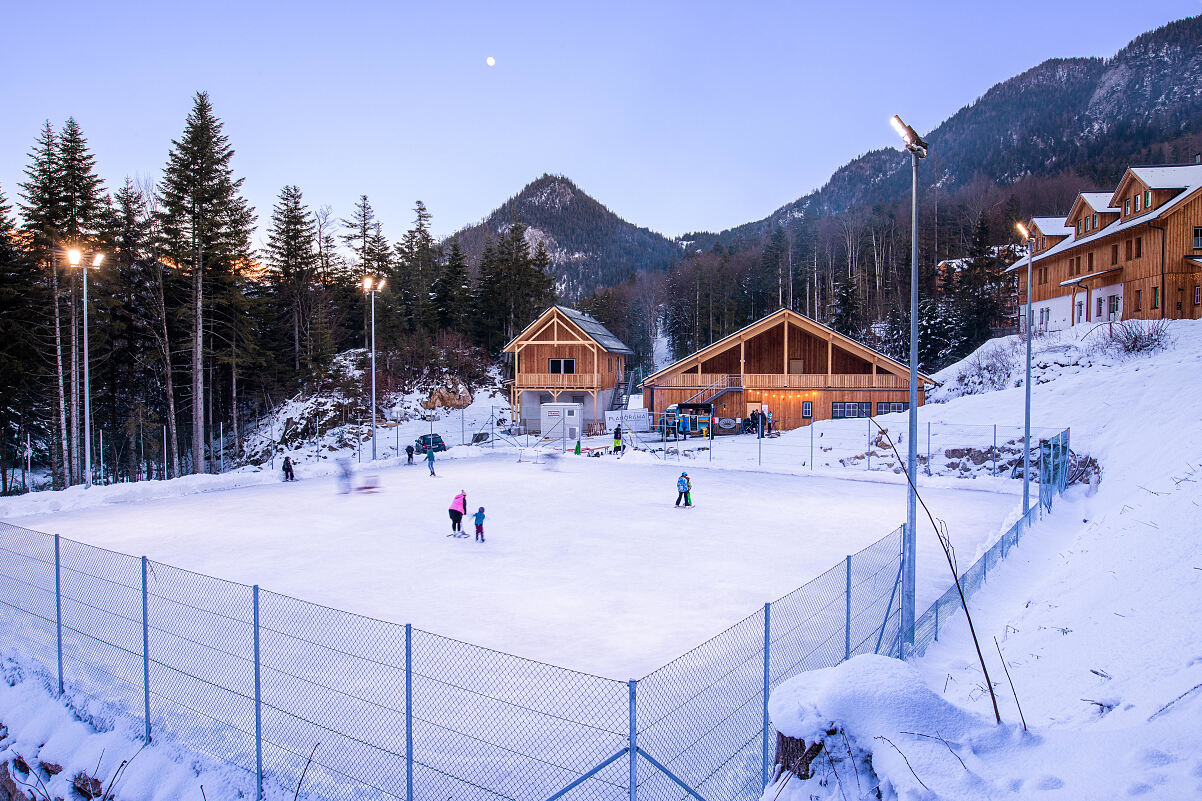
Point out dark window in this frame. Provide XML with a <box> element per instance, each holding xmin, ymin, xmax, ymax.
<box><xmin>1109</xmin><ymin>295</ymin><xmax>1119</xmax><ymax>316</ymax></box>
<box><xmin>802</xmin><ymin>401</ymin><xmax>812</xmax><ymax>419</ymax></box>
<box><xmin>1096</xmin><ymin>297</ymin><xmax>1103</xmax><ymax>318</ymax></box>
<box><xmin>1111</xmin><ymin>244</ymin><xmax>1119</xmax><ymax>265</ymax></box>
<box><xmin>1135</xmin><ymin>290</ymin><xmax>1142</xmax><ymax>312</ymax></box>
<box><xmin>1152</xmin><ymin>287</ymin><xmax>1160</xmax><ymax>310</ymax></box>
<box><xmin>1135</xmin><ymin>237</ymin><xmax>1142</xmax><ymax>259</ymax></box>
<box><xmin>1194</xmin><ymin>227</ymin><xmax>1202</xmax><ymax>250</ymax></box>
<box><xmin>1125</xmin><ymin>239</ymin><xmax>1133</xmax><ymax>260</ymax></box>
<box><xmin>1087</xmin><ymin>253</ymin><xmax>1094</xmax><ymax>271</ymax></box>
<box><xmin>548</xmin><ymin>358</ymin><xmax>575</xmax><ymax>374</ymax></box>
<box><xmin>875</xmin><ymin>402</ymin><xmax>909</xmax><ymax>415</ymax></box>
<box><xmin>831</xmin><ymin>402</ymin><xmax>871</xmax><ymax>419</ymax></box>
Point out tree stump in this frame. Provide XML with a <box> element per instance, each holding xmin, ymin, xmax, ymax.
<box><xmin>775</xmin><ymin>731</ymin><xmax>826</xmax><ymax>779</ymax></box>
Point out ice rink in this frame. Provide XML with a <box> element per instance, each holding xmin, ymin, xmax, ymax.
<box><xmin>11</xmin><ymin>453</ymin><xmax>1019</xmax><ymax>677</ymax></box>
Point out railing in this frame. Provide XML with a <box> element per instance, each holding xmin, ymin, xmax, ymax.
<box><xmin>514</xmin><ymin>372</ymin><xmax>605</xmax><ymax>389</ymax></box>
<box><xmin>650</xmin><ymin>373</ymin><xmax>909</xmax><ymax>390</ymax></box>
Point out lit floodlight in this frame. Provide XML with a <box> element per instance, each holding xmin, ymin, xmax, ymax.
<box><xmin>92</xmin><ymin>253</ymin><xmax>104</xmax><ymax>267</ymax></box>
<box><xmin>68</xmin><ymin>248</ymin><xmax>82</xmax><ymax>266</ymax></box>
<box><xmin>1015</xmin><ymin>221</ymin><xmax>1031</xmax><ymax>240</ymax></box>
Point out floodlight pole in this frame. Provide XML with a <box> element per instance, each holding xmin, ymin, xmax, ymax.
<box><xmin>369</xmin><ymin>288</ymin><xmax>377</xmax><ymax>461</ymax></box>
<box><xmin>891</xmin><ymin>115</ymin><xmax>927</xmax><ymax>655</ymax></box>
<box><xmin>1023</xmin><ymin>236</ymin><xmax>1034</xmax><ymax>513</ymax></box>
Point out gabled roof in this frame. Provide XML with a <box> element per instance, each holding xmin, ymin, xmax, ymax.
<box><xmin>1130</xmin><ymin>164</ymin><xmax>1202</xmax><ymax>190</ymax></box>
<box><xmin>1079</xmin><ymin>192</ymin><xmax>1118</xmax><ymax>212</ymax></box>
<box><xmin>1031</xmin><ymin>216</ymin><xmax>1072</xmax><ymax>237</ymax></box>
<box><xmin>503</xmin><ymin>305</ymin><xmax>634</xmax><ymax>355</ymax></box>
<box><xmin>642</xmin><ymin>308</ymin><xmax>935</xmax><ymax>387</ymax></box>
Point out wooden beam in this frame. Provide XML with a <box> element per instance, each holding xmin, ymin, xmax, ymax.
<box><xmin>783</xmin><ymin>320</ymin><xmax>789</xmax><ymax>375</ymax></box>
<box><xmin>827</xmin><ymin>334</ymin><xmax>833</xmax><ymax>378</ymax></box>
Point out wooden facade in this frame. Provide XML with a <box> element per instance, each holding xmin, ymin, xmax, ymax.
<box><xmin>503</xmin><ymin>306</ymin><xmax>633</xmax><ymax>433</ymax></box>
<box><xmin>1013</xmin><ymin>163</ymin><xmax>1202</xmax><ymax>331</ymax></box>
<box><xmin>641</xmin><ymin>309</ymin><xmax>934</xmax><ymax>431</ymax></box>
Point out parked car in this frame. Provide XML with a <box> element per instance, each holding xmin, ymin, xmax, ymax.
<box><xmin>414</xmin><ymin>433</ymin><xmax>448</xmax><ymax>454</ymax></box>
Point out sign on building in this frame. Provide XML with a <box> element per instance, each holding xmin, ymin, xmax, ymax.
<box><xmin>604</xmin><ymin>409</ymin><xmax>652</xmax><ymax>432</ymax></box>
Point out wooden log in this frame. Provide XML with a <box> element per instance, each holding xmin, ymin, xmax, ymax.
<box><xmin>775</xmin><ymin>731</ymin><xmax>826</xmax><ymax>779</ymax></box>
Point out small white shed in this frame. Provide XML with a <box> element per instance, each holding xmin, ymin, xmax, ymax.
<box><xmin>540</xmin><ymin>402</ymin><xmax>585</xmax><ymax>440</ymax></box>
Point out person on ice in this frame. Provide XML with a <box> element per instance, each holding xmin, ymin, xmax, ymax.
<box><xmin>613</xmin><ymin>424</ymin><xmax>622</xmax><ymax>454</ymax></box>
<box><xmin>473</xmin><ymin>506</ymin><xmax>486</xmax><ymax>542</ymax></box>
<box><xmin>675</xmin><ymin>472</ymin><xmax>692</xmax><ymax>507</ymax></box>
<box><xmin>426</xmin><ymin>446</ymin><xmax>436</xmax><ymax>476</ymax></box>
<box><xmin>448</xmin><ymin>490</ymin><xmax>467</xmax><ymax>536</ymax></box>
<box><xmin>336</xmin><ymin>458</ymin><xmax>353</xmax><ymax>494</ymax></box>
<box><xmin>405</xmin><ymin>444</ymin><xmax>415</xmax><ymax>465</ymax></box>
<box><xmin>281</xmin><ymin>456</ymin><xmax>295</xmax><ymax>482</ymax></box>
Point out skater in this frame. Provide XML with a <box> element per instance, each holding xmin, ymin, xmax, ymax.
<box><xmin>675</xmin><ymin>471</ymin><xmax>692</xmax><ymax>507</ymax></box>
<box><xmin>336</xmin><ymin>458</ymin><xmax>353</xmax><ymax>494</ymax></box>
<box><xmin>426</xmin><ymin>446</ymin><xmax>436</xmax><ymax>476</ymax></box>
<box><xmin>406</xmin><ymin>444</ymin><xmax>415</xmax><ymax>465</ymax></box>
<box><xmin>281</xmin><ymin>456</ymin><xmax>295</xmax><ymax>482</ymax></box>
<box><xmin>448</xmin><ymin>490</ymin><xmax>467</xmax><ymax>536</ymax></box>
<box><xmin>613</xmin><ymin>424</ymin><xmax>622</xmax><ymax>454</ymax></box>
<box><xmin>473</xmin><ymin>506</ymin><xmax>486</xmax><ymax>542</ymax></box>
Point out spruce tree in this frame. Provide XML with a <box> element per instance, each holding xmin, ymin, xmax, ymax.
<box><xmin>265</xmin><ymin>185</ymin><xmax>318</xmax><ymax>377</ymax></box>
<box><xmin>431</xmin><ymin>238</ymin><xmax>469</xmax><ymax>333</ymax></box>
<box><xmin>393</xmin><ymin>201</ymin><xmax>439</xmax><ymax>332</ymax></box>
<box><xmin>158</xmin><ymin>91</ymin><xmax>255</xmax><ymax>475</ymax></box>
<box><xmin>341</xmin><ymin>195</ymin><xmax>376</xmax><ymax>348</ymax></box>
<box><xmin>831</xmin><ymin>274</ymin><xmax>863</xmax><ymax>337</ymax></box>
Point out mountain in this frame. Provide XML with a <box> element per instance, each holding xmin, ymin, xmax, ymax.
<box><xmin>686</xmin><ymin>14</ymin><xmax>1202</xmax><ymax>248</ymax></box>
<box><xmin>446</xmin><ymin>174</ymin><xmax>681</xmax><ymax>300</ymax></box>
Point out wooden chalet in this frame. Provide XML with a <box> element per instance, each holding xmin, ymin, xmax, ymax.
<box><xmin>503</xmin><ymin>306</ymin><xmax>634</xmax><ymax>433</ymax></box>
<box><xmin>1009</xmin><ymin>161</ymin><xmax>1202</xmax><ymax>331</ymax></box>
<box><xmin>641</xmin><ymin>309</ymin><xmax>935</xmax><ymax>431</ymax></box>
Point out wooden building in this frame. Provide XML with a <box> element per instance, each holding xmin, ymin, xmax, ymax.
<box><xmin>1009</xmin><ymin>161</ymin><xmax>1202</xmax><ymax>331</ymax></box>
<box><xmin>503</xmin><ymin>306</ymin><xmax>634</xmax><ymax>433</ymax></box>
<box><xmin>641</xmin><ymin>309</ymin><xmax>934</xmax><ymax>431</ymax></box>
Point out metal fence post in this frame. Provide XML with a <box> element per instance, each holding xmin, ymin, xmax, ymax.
<box><xmin>762</xmin><ymin>602</ymin><xmax>771</xmax><ymax>788</ymax></box>
<box><xmin>406</xmin><ymin>623</ymin><xmax>414</xmax><ymax>801</ymax></box>
<box><xmin>628</xmin><ymin>679</ymin><xmax>638</xmax><ymax>801</ymax></box>
<box><xmin>926</xmin><ymin>421</ymin><xmax>931</xmax><ymax>476</ymax></box>
<box><xmin>141</xmin><ymin>556</ymin><xmax>151</xmax><ymax>742</ymax></box>
<box><xmin>253</xmin><ymin>585</ymin><xmax>263</xmax><ymax>801</ymax></box>
<box><xmin>54</xmin><ymin>533</ymin><xmax>63</xmax><ymax>696</ymax></box>
<box><xmin>844</xmin><ymin>555</ymin><xmax>852</xmax><ymax>661</ymax></box>
<box><xmin>866</xmin><ymin>416</ymin><xmax>871</xmax><ymax>471</ymax></box>
<box><xmin>992</xmin><ymin>424</ymin><xmax>998</xmax><ymax>477</ymax></box>
<box><xmin>810</xmin><ymin>423</ymin><xmax>814</xmax><ymax>470</ymax></box>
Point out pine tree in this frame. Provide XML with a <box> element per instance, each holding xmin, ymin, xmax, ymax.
<box><xmin>341</xmin><ymin>195</ymin><xmax>376</xmax><ymax>349</ymax></box>
<box><xmin>431</xmin><ymin>238</ymin><xmax>469</xmax><ymax>332</ymax></box>
<box><xmin>265</xmin><ymin>185</ymin><xmax>318</xmax><ymax>377</ymax></box>
<box><xmin>57</xmin><ymin>117</ymin><xmax>105</xmax><ymax>244</ymax></box>
<box><xmin>393</xmin><ymin>201</ymin><xmax>440</xmax><ymax>333</ymax></box>
<box><xmin>830</xmin><ymin>273</ymin><xmax>863</xmax><ymax>337</ymax></box>
<box><xmin>158</xmin><ymin>91</ymin><xmax>255</xmax><ymax>475</ymax></box>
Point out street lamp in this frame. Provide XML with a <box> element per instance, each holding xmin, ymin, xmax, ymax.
<box><xmin>1015</xmin><ymin>222</ymin><xmax>1035</xmax><ymax>513</ymax></box>
<box><xmin>890</xmin><ymin>115</ymin><xmax>928</xmax><ymax>653</ymax></box>
<box><xmin>363</xmin><ymin>276</ymin><xmax>386</xmax><ymax>460</ymax></box>
<box><xmin>68</xmin><ymin>248</ymin><xmax>105</xmax><ymax>488</ymax></box>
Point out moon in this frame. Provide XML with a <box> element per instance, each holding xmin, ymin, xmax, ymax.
<box><xmin>486</xmin><ymin>56</ymin><xmax>496</xmax><ymax>67</ymax></box>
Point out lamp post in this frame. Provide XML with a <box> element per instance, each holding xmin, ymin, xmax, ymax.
<box><xmin>890</xmin><ymin>115</ymin><xmax>928</xmax><ymax>653</ymax></box>
<box><xmin>68</xmin><ymin>248</ymin><xmax>104</xmax><ymax>488</ymax></box>
<box><xmin>362</xmin><ymin>276</ymin><xmax>386</xmax><ymax>460</ymax></box>
<box><xmin>1015</xmin><ymin>222</ymin><xmax>1035</xmax><ymax>513</ymax></box>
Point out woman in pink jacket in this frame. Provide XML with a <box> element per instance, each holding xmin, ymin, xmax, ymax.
<box><xmin>448</xmin><ymin>491</ymin><xmax>467</xmax><ymax>536</ymax></box>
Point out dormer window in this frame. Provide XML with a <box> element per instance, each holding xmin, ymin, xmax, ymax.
<box><xmin>1144</xmin><ymin>190</ymin><xmax>1151</xmax><ymax>209</ymax></box>
<box><xmin>1092</xmin><ymin>213</ymin><xmax>1098</xmax><ymax>229</ymax></box>
<box><xmin>1124</xmin><ymin>198</ymin><xmax>1131</xmax><ymax>216</ymax></box>
<box><xmin>1077</xmin><ymin>220</ymin><xmax>1083</xmax><ymax>235</ymax></box>
<box><xmin>1134</xmin><ymin>194</ymin><xmax>1141</xmax><ymax>213</ymax></box>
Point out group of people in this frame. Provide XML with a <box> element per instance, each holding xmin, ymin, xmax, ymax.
<box><xmin>402</xmin><ymin>443</ymin><xmax>438</xmax><ymax>475</ymax></box>
<box><xmin>448</xmin><ymin>490</ymin><xmax>486</xmax><ymax>542</ymax></box>
<box><xmin>743</xmin><ymin>409</ymin><xmax>774</xmax><ymax>436</ymax></box>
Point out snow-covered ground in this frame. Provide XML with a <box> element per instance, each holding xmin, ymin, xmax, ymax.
<box><xmin>766</xmin><ymin>319</ymin><xmax>1202</xmax><ymax>800</ymax></box>
<box><xmin>2</xmin><ymin>455</ymin><xmax>1015</xmax><ymax>678</ymax></box>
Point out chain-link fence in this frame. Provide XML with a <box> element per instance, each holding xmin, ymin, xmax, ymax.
<box><xmin>0</xmin><ymin>517</ymin><xmax>907</xmax><ymax>801</ymax></box>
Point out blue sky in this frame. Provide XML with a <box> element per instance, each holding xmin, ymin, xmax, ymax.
<box><xmin>2</xmin><ymin>1</ymin><xmax>1198</xmax><ymax>242</ymax></box>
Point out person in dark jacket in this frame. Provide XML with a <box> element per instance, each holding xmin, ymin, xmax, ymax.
<box><xmin>405</xmin><ymin>444</ymin><xmax>415</xmax><ymax>465</ymax></box>
<box><xmin>613</xmin><ymin>425</ymin><xmax>623</xmax><ymax>454</ymax></box>
<box><xmin>281</xmin><ymin>456</ymin><xmax>295</xmax><ymax>482</ymax></box>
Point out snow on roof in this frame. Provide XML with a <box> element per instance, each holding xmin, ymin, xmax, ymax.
<box><xmin>1129</xmin><ymin>164</ymin><xmax>1202</xmax><ymax>190</ymax></box>
<box><xmin>1031</xmin><ymin>216</ymin><xmax>1072</xmax><ymax>236</ymax></box>
<box><xmin>1078</xmin><ymin>192</ymin><xmax>1118</xmax><ymax>211</ymax></box>
<box><xmin>1058</xmin><ymin>267</ymin><xmax>1123</xmax><ymax>287</ymax></box>
<box><xmin>554</xmin><ymin>305</ymin><xmax>635</xmax><ymax>355</ymax></box>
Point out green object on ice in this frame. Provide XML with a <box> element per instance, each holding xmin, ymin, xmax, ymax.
<box><xmin>574</xmin><ymin>440</ymin><xmax>582</xmax><ymax>455</ymax></box>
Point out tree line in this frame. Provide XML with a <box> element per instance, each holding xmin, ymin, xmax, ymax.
<box><xmin>0</xmin><ymin>92</ymin><xmax>554</xmax><ymax>492</ymax></box>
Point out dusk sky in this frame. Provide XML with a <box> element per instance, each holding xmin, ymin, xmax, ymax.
<box><xmin>2</xmin><ymin>1</ymin><xmax>1198</xmax><ymax>243</ymax></box>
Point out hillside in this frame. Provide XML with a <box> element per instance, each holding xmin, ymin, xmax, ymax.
<box><xmin>767</xmin><ymin>319</ymin><xmax>1202</xmax><ymax>800</ymax></box>
<box><xmin>688</xmin><ymin>14</ymin><xmax>1202</xmax><ymax>247</ymax></box>
<box><xmin>447</xmin><ymin>174</ymin><xmax>682</xmax><ymax>299</ymax></box>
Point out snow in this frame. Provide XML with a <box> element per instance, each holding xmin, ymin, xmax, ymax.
<box><xmin>0</xmin><ymin>455</ymin><xmax>1014</xmax><ymax>679</ymax></box>
<box><xmin>765</xmin><ymin>319</ymin><xmax>1202</xmax><ymax>800</ymax></box>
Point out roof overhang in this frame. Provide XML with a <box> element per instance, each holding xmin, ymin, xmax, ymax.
<box><xmin>1058</xmin><ymin>267</ymin><xmax>1123</xmax><ymax>288</ymax></box>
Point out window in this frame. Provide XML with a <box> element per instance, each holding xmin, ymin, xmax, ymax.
<box><xmin>1076</xmin><ymin>220</ymin><xmax>1082</xmax><ymax>235</ymax></box>
<box><xmin>1125</xmin><ymin>239</ymin><xmax>1133</xmax><ymax>260</ymax></box>
<box><xmin>1097</xmin><ymin>297</ymin><xmax>1104</xmax><ymax>318</ymax></box>
<box><xmin>802</xmin><ymin>401</ymin><xmax>812</xmax><ymax>419</ymax></box>
<box><xmin>831</xmin><ymin>402</ymin><xmax>871</xmax><ymax>419</ymax></box>
<box><xmin>1135</xmin><ymin>290</ymin><xmax>1142</xmax><ymax>312</ymax></box>
<box><xmin>876</xmin><ymin>402</ymin><xmax>908</xmax><ymax>415</ymax></box>
<box><xmin>1152</xmin><ymin>286</ymin><xmax>1160</xmax><ymax>310</ymax></box>
<box><xmin>1111</xmin><ymin>244</ymin><xmax>1119</xmax><ymax>265</ymax></box>
<box><xmin>1195</xmin><ymin>286</ymin><xmax>1200</xmax><ymax>306</ymax></box>
<box><xmin>1145</xmin><ymin>190</ymin><xmax>1151</xmax><ymax>209</ymax></box>
<box><xmin>1135</xmin><ymin>237</ymin><xmax>1142</xmax><ymax>259</ymax></box>
<box><xmin>1134</xmin><ymin>194</ymin><xmax>1141</xmax><ymax>213</ymax></box>
<box><xmin>1092</xmin><ymin>213</ymin><xmax>1098</xmax><ymax>229</ymax></box>
<box><xmin>1194</xmin><ymin>227</ymin><xmax>1202</xmax><ymax>250</ymax></box>
<box><xmin>548</xmin><ymin>358</ymin><xmax>575</xmax><ymax>374</ymax></box>
<box><xmin>1087</xmin><ymin>252</ymin><xmax>1094</xmax><ymax>271</ymax></box>
<box><xmin>1124</xmin><ymin>198</ymin><xmax>1131</xmax><ymax>216</ymax></box>
<box><xmin>1109</xmin><ymin>295</ymin><xmax>1119</xmax><ymax>317</ymax></box>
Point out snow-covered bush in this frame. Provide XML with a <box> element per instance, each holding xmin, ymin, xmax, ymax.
<box><xmin>948</xmin><ymin>339</ymin><xmax>1021</xmax><ymax>396</ymax></box>
<box><xmin>1094</xmin><ymin>319</ymin><xmax>1174</xmax><ymax>356</ymax></box>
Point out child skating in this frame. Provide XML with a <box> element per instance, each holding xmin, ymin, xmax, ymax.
<box><xmin>473</xmin><ymin>507</ymin><xmax>486</xmax><ymax>542</ymax></box>
<box><xmin>675</xmin><ymin>471</ymin><xmax>693</xmax><ymax>507</ymax></box>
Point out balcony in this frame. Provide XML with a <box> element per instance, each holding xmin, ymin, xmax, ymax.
<box><xmin>648</xmin><ymin>373</ymin><xmax>909</xmax><ymax>390</ymax></box>
<box><xmin>514</xmin><ymin>372</ymin><xmax>606</xmax><ymax>389</ymax></box>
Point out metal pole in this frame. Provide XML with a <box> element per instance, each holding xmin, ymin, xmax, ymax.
<box><xmin>490</xmin><ymin>407</ymin><xmax>495</xmax><ymax>449</ymax></box>
<box><xmin>762</xmin><ymin>602</ymin><xmax>772</xmax><ymax>788</ymax></box>
<box><xmin>904</xmin><ymin>148</ymin><xmax>920</xmax><ymax>654</ymax></box>
<box><xmin>358</xmin><ymin>413</ymin><xmax>362</xmax><ymax>463</ymax></box>
<box><xmin>370</xmin><ymin>290</ymin><xmax>377</xmax><ymax>461</ymax></box>
<box><xmin>220</xmin><ymin>421</ymin><xmax>224</xmax><ymax>473</ymax></box>
<box><xmin>810</xmin><ymin>422</ymin><xmax>814</xmax><ymax>470</ymax></box>
<box><xmin>1023</xmin><ymin>239</ymin><xmax>1034</xmax><ymax>513</ymax></box>
<box><xmin>867</xmin><ymin>416</ymin><xmax>871</xmax><ymax>471</ymax></box>
<box><xmin>927</xmin><ymin>421</ymin><xmax>931</xmax><ymax>477</ymax></box>
<box><xmin>844</xmin><ymin>555</ymin><xmax>852</xmax><ymax>660</ymax></box>
<box><xmin>141</xmin><ymin>556</ymin><xmax>151</xmax><ymax>742</ymax></box>
<box><xmin>628</xmin><ymin>679</ymin><xmax>638</xmax><ymax>801</ymax></box>
<box><xmin>26</xmin><ymin>433</ymin><xmax>31</xmax><ymax>490</ymax></box>
<box><xmin>98</xmin><ymin>429</ymin><xmax>104</xmax><ymax>485</ymax></box>
<box><xmin>758</xmin><ymin>414</ymin><xmax>762</xmax><ymax>466</ymax></box>
<box><xmin>54</xmin><ymin>533</ymin><xmax>64</xmax><ymax>696</ymax></box>
<box><xmin>83</xmin><ymin>265</ymin><xmax>93</xmax><ymax>488</ymax></box>
<box><xmin>461</xmin><ymin>407</ymin><xmax>465</xmax><ymax>447</ymax></box>
<box><xmin>162</xmin><ymin>425</ymin><xmax>167</xmax><ymax>480</ymax></box>
<box><xmin>405</xmin><ymin>623</ymin><xmax>413</xmax><ymax>801</ymax></box>
<box><xmin>253</xmin><ymin>585</ymin><xmax>263</xmax><ymax>801</ymax></box>
<box><xmin>992</xmin><ymin>424</ymin><xmax>998</xmax><ymax>477</ymax></box>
